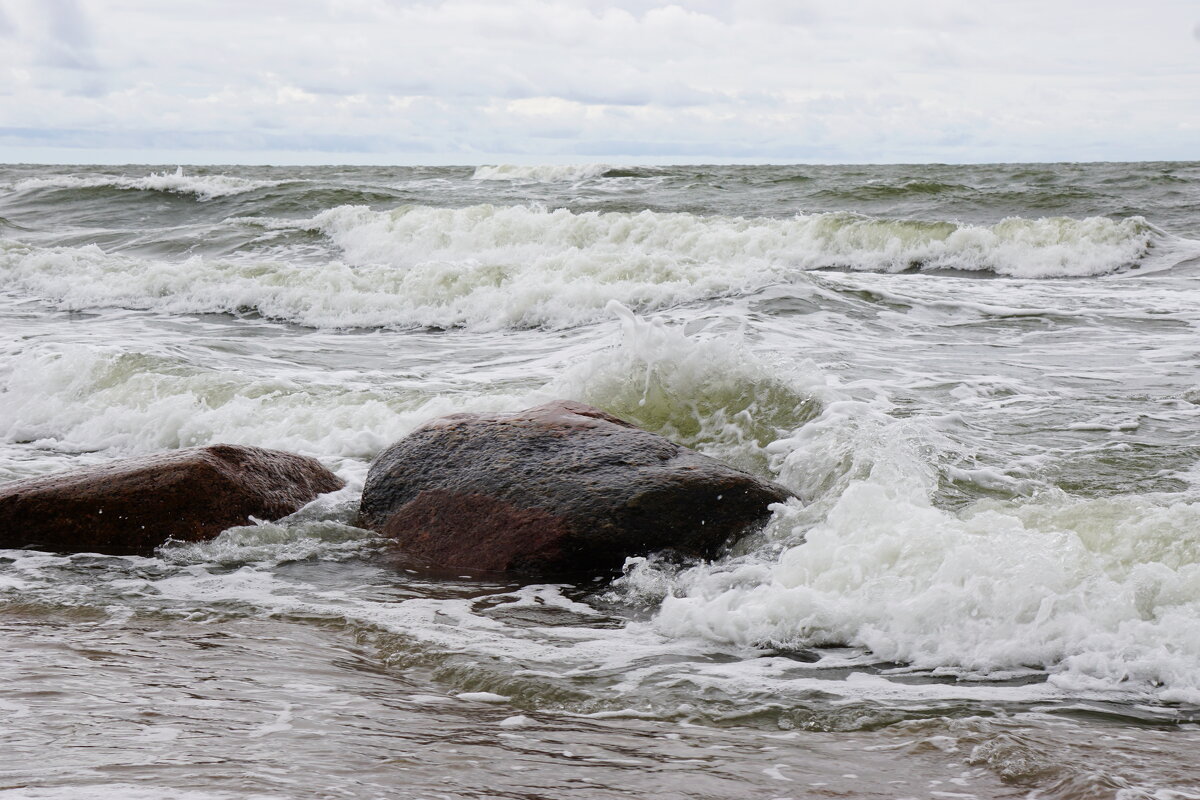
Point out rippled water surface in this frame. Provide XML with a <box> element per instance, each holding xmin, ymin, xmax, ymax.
<box><xmin>2</xmin><ymin>162</ymin><xmax>1200</xmax><ymax>799</ymax></box>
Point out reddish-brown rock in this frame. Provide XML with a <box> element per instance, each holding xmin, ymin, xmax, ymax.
<box><xmin>0</xmin><ymin>444</ymin><xmax>345</xmax><ymax>555</ymax></box>
<box><xmin>358</xmin><ymin>400</ymin><xmax>794</xmax><ymax>574</ymax></box>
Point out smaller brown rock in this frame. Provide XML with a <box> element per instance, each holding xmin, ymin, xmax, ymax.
<box><xmin>0</xmin><ymin>444</ymin><xmax>345</xmax><ymax>555</ymax></box>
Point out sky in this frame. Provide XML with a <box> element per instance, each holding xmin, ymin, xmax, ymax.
<box><xmin>0</xmin><ymin>0</ymin><xmax>1198</xmax><ymax>165</ymax></box>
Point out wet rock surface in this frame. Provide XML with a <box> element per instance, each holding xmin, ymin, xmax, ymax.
<box><xmin>358</xmin><ymin>400</ymin><xmax>794</xmax><ymax>573</ymax></box>
<box><xmin>0</xmin><ymin>444</ymin><xmax>345</xmax><ymax>555</ymax></box>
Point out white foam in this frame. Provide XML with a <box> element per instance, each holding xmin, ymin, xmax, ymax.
<box><xmin>10</xmin><ymin>167</ymin><xmax>274</xmax><ymax>200</ymax></box>
<box><xmin>554</xmin><ymin>321</ymin><xmax>1200</xmax><ymax>702</ymax></box>
<box><xmin>0</xmin><ymin>301</ymin><xmax>818</xmax><ymax>495</ymax></box>
<box><xmin>311</xmin><ymin>204</ymin><xmax>1165</xmax><ymax>281</ymax></box>
<box><xmin>247</xmin><ymin>704</ymin><xmax>294</xmax><ymax>738</ymax></box>
<box><xmin>0</xmin><ymin>205</ymin><xmax>1178</xmax><ymax>331</ymax></box>
<box><xmin>547</xmin><ymin>300</ymin><xmax>828</xmax><ymax>476</ymax></box>
<box><xmin>301</xmin><ymin>203</ymin><xmax>805</xmax><ymax>327</ymax></box>
<box><xmin>499</xmin><ymin>714</ymin><xmax>536</xmax><ymax>727</ymax></box>
<box><xmin>470</xmin><ymin>164</ymin><xmax>612</xmax><ymax>181</ymax></box>
<box><xmin>627</xmin><ymin>391</ymin><xmax>1200</xmax><ymax>702</ymax></box>
<box><xmin>0</xmin><ymin>342</ymin><xmax>529</xmax><ymax>479</ymax></box>
<box><xmin>456</xmin><ymin>691</ymin><xmax>511</xmax><ymax>703</ymax></box>
<box><xmin>5</xmin><ymin>302</ymin><xmax>1199</xmax><ymax>706</ymax></box>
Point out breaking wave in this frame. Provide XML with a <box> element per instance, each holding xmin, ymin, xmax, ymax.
<box><xmin>9</xmin><ymin>168</ymin><xmax>275</xmax><ymax>200</ymax></box>
<box><xmin>0</xmin><ymin>342</ymin><xmax>526</xmax><ymax>484</ymax></box>
<box><xmin>470</xmin><ymin>164</ymin><xmax>613</xmax><ymax>182</ymax></box>
<box><xmin>309</xmin><ymin>203</ymin><xmax>1170</xmax><ymax>279</ymax></box>
<box><xmin>0</xmin><ymin>303</ymin><xmax>820</xmax><ymax>487</ymax></box>
<box><xmin>4</xmin><ymin>294</ymin><xmax>1200</xmax><ymax>707</ymax></box>
<box><xmin>615</xmin><ymin>390</ymin><xmax>1200</xmax><ymax>704</ymax></box>
<box><xmin>8</xmin><ymin>305</ymin><xmax>1200</xmax><ymax>706</ymax></box>
<box><xmin>0</xmin><ymin>204</ymin><xmax>1186</xmax><ymax>331</ymax></box>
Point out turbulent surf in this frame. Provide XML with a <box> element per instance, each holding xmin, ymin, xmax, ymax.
<box><xmin>2</xmin><ymin>161</ymin><xmax>1199</xmax><ymax>799</ymax></box>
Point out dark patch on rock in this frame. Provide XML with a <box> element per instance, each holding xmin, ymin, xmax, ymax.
<box><xmin>358</xmin><ymin>400</ymin><xmax>794</xmax><ymax>574</ymax></box>
<box><xmin>0</xmin><ymin>444</ymin><xmax>345</xmax><ymax>555</ymax></box>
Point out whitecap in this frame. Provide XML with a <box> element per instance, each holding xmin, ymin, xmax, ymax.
<box><xmin>10</xmin><ymin>167</ymin><xmax>276</xmax><ymax>200</ymax></box>
<box><xmin>470</xmin><ymin>164</ymin><xmax>612</xmax><ymax>181</ymax></box>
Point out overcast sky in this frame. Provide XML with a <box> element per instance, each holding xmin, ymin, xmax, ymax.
<box><xmin>1</xmin><ymin>0</ymin><xmax>1198</xmax><ymax>165</ymax></box>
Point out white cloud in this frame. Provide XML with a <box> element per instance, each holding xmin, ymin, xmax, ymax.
<box><xmin>0</xmin><ymin>0</ymin><xmax>1197</xmax><ymax>163</ymax></box>
<box><xmin>0</xmin><ymin>5</ymin><xmax>15</xmax><ymax>37</ymax></box>
<box><xmin>36</xmin><ymin>0</ymin><xmax>97</xmax><ymax>69</ymax></box>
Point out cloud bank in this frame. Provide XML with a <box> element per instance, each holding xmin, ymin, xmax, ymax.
<box><xmin>0</xmin><ymin>0</ymin><xmax>1198</xmax><ymax>164</ymax></box>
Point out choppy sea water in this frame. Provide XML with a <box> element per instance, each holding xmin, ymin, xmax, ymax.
<box><xmin>2</xmin><ymin>162</ymin><xmax>1200</xmax><ymax>799</ymax></box>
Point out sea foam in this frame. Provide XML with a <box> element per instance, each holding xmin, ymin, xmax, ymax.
<box><xmin>0</xmin><ymin>206</ymin><xmax>1178</xmax><ymax>331</ymax></box>
<box><xmin>470</xmin><ymin>164</ymin><xmax>612</xmax><ymax>181</ymax></box>
<box><xmin>5</xmin><ymin>303</ymin><xmax>1200</xmax><ymax>706</ymax></box>
<box><xmin>0</xmin><ymin>304</ymin><xmax>817</xmax><ymax>485</ymax></box>
<box><xmin>10</xmin><ymin>167</ymin><xmax>275</xmax><ymax>200</ymax></box>
<box><xmin>0</xmin><ymin>342</ymin><xmax>501</xmax><ymax>482</ymax></box>
<box><xmin>310</xmin><ymin>203</ymin><xmax>1163</xmax><ymax>280</ymax></box>
<box><xmin>621</xmin><ymin>390</ymin><xmax>1200</xmax><ymax>703</ymax></box>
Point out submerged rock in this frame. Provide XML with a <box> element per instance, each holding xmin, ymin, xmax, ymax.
<box><xmin>0</xmin><ymin>444</ymin><xmax>345</xmax><ymax>555</ymax></box>
<box><xmin>358</xmin><ymin>400</ymin><xmax>794</xmax><ymax>574</ymax></box>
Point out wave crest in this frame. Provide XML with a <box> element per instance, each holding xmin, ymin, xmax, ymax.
<box><xmin>10</xmin><ymin>167</ymin><xmax>275</xmax><ymax>200</ymax></box>
<box><xmin>0</xmin><ymin>205</ymin><xmax>1181</xmax><ymax>331</ymax></box>
<box><xmin>470</xmin><ymin>164</ymin><xmax>612</xmax><ymax>182</ymax></box>
<box><xmin>310</xmin><ymin>203</ymin><xmax>1167</xmax><ymax>281</ymax></box>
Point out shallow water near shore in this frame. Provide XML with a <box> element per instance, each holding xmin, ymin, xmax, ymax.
<box><xmin>2</xmin><ymin>162</ymin><xmax>1200</xmax><ymax>799</ymax></box>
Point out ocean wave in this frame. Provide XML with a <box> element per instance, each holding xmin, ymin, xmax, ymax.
<box><xmin>0</xmin><ymin>206</ymin><xmax>1182</xmax><ymax>331</ymax></box>
<box><xmin>617</xmin><ymin>389</ymin><xmax>1200</xmax><ymax>703</ymax></box>
<box><xmin>470</xmin><ymin>164</ymin><xmax>613</xmax><ymax>182</ymax></box>
<box><xmin>0</xmin><ymin>343</ymin><xmax>528</xmax><ymax>483</ymax></box>
<box><xmin>6</xmin><ymin>306</ymin><xmax>1200</xmax><ymax>707</ymax></box>
<box><xmin>0</xmin><ymin>202</ymin><xmax>796</xmax><ymax>328</ymax></box>
<box><xmin>0</xmin><ymin>304</ymin><xmax>820</xmax><ymax>484</ymax></box>
<box><xmin>309</xmin><ymin>204</ymin><xmax>1167</xmax><ymax>280</ymax></box>
<box><xmin>812</xmin><ymin>180</ymin><xmax>973</xmax><ymax>201</ymax></box>
<box><xmin>550</xmin><ymin>301</ymin><xmax>826</xmax><ymax>476</ymax></box>
<box><xmin>9</xmin><ymin>167</ymin><xmax>276</xmax><ymax>200</ymax></box>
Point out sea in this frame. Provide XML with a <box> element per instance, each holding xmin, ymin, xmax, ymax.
<box><xmin>1</xmin><ymin>161</ymin><xmax>1199</xmax><ymax>799</ymax></box>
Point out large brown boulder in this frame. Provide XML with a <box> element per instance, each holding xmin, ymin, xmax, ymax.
<box><xmin>358</xmin><ymin>400</ymin><xmax>794</xmax><ymax>574</ymax></box>
<box><xmin>0</xmin><ymin>444</ymin><xmax>345</xmax><ymax>555</ymax></box>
